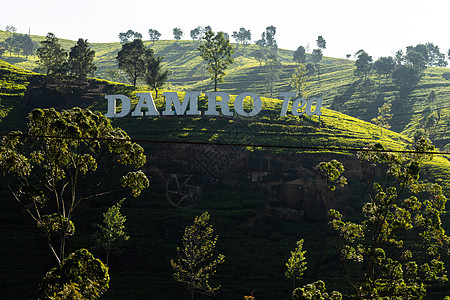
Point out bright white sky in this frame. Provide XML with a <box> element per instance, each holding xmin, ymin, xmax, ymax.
<box><xmin>2</xmin><ymin>0</ymin><xmax>449</xmax><ymax>60</ymax></box>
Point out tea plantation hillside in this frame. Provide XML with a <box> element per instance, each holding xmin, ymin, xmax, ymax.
<box><xmin>0</xmin><ymin>59</ymin><xmax>414</xmax><ymax>154</ymax></box>
<box><xmin>2</xmin><ymin>41</ymin><xmax>450</xmax><ymax>298</ymax></box>
<box><xmin>2</xmin><ymin>30</ymin><xmax>450</xmax><ymax>147</ymax></box>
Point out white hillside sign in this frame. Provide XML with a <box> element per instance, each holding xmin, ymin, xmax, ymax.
<box><xmin>104</xmin><ymin>92</ymin><xmax>322</xmax><ymax>118</ymax></box>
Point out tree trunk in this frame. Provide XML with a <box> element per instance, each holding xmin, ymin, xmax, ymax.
<box><xmin>60</xmin><ymin>236</ymin><xmax>66</xmax><ymax>262</ymax></box>
<box><xmin>214</xmin><ymin>74</ymin><xmax>218</xmax><ymax>92</ymax></box>
<box><xmin>48</xmin><ymin>241</ymin><xmax>61</xmax><ymax>265</ymax></box>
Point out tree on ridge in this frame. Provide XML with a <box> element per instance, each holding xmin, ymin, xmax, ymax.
<box><xmin>144</xmin><ymin>54</ymin><xmax>170</xmax><ymax>98</ymax></box>
<box><xmin>36</xmin><ymin>32</ymin><xmax>67</xmax><ymax>77</ymax></box>
<box><xmin>198</xmin><ymin>29</ymin><xmax>234</xmax><ymax>92</ymax></box>
<box><xmin>67</xmin><ymin>38</ymin><xmax>97</xmax><ymax>82</ymax></box>
<box><xmin>116</xmin><ymin>39</ymin><xmax>153</xmax><ymax>86</ymax></box>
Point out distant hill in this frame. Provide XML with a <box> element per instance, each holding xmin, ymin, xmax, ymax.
<box><xmin>3</xmin><ymin>49</ymin><xmax>450</xmax><ymax>299</ymax></box>
<box><xmin>0</xmin><ymin>59</ymin><xmax>409</xmax><ymax>149</ymax></box>
<box><xmin>1</xmin><ymin>30</ymin><xmax>450</xmax><ymax>148</ymax></box>
<box><xmin>2</xmin><ymin>58</ymin><xmax>450</xmax><ymax>193</ymax></box>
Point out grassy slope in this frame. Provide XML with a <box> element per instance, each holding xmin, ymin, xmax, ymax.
<box><xmin>2</xmin><ymin>30</ymin><xmax>450</xmax><ymax>146</ymax></box>
<box><xmin>2</xmin><ymin>35</ymin><xmax>450</xmax><ymax>299</ymax></box>
<box><xmin>1</xmin><ymin>56</ymin><xmax>450</xmax><ymax>195</ymax></box>
<box><xmin>0</xmin><ymin>58</ymin><xmax>408</xmax><ymax>152</ymax></box>
<box><xmin>0</xmin><ymin>58</ymin><xmax>39</xmax><ymax>130</ymax></box>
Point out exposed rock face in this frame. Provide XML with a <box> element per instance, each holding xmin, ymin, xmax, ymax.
<box><xmin>22</xmin><ymin>77</ymin><xmax>110</xmax><ymax>110</ymax></box>
<box><xmin>13</xmin><ymin>77</ymin><xmax>361</xmax><ymax>223</ymax></box>
<box><xmin>150</xmin><ymin>142</ymin><xmax>358</xmax><ymax>222</ymax></box>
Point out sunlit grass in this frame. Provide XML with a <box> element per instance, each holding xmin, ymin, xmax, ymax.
<box><xmin>1</xmin><ymin>30</ymin><xmax>450</xmax><ymax>144</ymax></box>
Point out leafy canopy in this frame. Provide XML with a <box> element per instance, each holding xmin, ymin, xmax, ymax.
<box><xmin>173</xmin><ymin>27</ymin><xmax>183</xmax><ymax>40</ymax></box>
<box><xmin>144</xmin><ymin>54</ymin><xmax>170</xmax><ymax>98</ymax></box>
<box><xmin>3</xmin><ymin>33</ymin><xmax>36</xmax><ymax>58</ymax></box>
<box><xmin>293</xmin><ymin>46</ymin><xmax>306</xmax><ymax>64</ymax></box>
<box><xmin>116</xmin><ymin>39</ymin><xmax>153</xmax><ymax>86</ymax></box>
<box><xmin>96</xmin><ymin>199</ymin><xmax>130</xmax><ymax>265</ymax></box>
<box><xmin>290</xmin><ymin>63</ymin><xmax>310</xmax><ymax>98</ymax></box>
<box><xmin>354</xmin><ymin>49</ymin><xmax>373</xmax><ymax>78</ymax></box>
<box><xmin>311</xmin><ymin>49</ymin><xmax>323</xmax><ymax>79</ymax></box>
<box><xmin>171</xmin><ymin>211</ymin><xmax>225</xmax><ymax>299</ymax></box>
<box><xmin>232</xmin><ymin>27</ymin><xmax>252</xmax><ymax>46</ymax></box>
<box><xmin>118</xmin><ymin>29</ymin><xmax>142</xmax><ymax>44</ymax></box>
<box><xmin>285</xmin><ymin>239</ymin><xmax>307</xmax><ymax>289</ymax></box>
<box><xmin>37</xmin><ymin>248</ymin><xmax>109</xmax><ymax>299</ymax></box>
<box><xmin>324</xmin><ymin>139</ymin><xmax>449</xmax><ymax>299</ymax></box>
<box><xmin>67</xmin><ymin>38</ymin><xmax>97</xmax><ymax>81</ymax></box>
<box><xmin>0</xmin><ymin>107</ymin><xmax>149</xmax><ymax>264</ymax></box>
<box><xmin>198</xmin><ymin>29</ymin><xmax>234</xmax><ymax>92</ymax></box>
<box><xmin>36</xmin><ymin>32</ymin><xmax>67</xmax><ymax>76</ymax></box>
<box><xmin>148</xmin><ymin>29</ymin><xmax>161</xmax><ymax>43</ymax></box>
<box><xmin>292</xmin><ymin>280</ymin><xmax>342</xmax><ymax>300</ymax></box>
<box><xmin>316</xmin><ymin>36</ymin><xmax>326</xmax><ymax>50</ymax></box>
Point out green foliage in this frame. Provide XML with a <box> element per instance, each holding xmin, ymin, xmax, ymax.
<box><xmin>0</xmin><ymin>60</ymin><xmax>33</xmax><ymax>101</ymax></box>
<box><xmin>198</xmin><ymin>29</ymin><xmax>234</xmax><ymax>91</ymax></box>
<box><xmin>232</xmin><ymin>28</ymin><xmax>251</xmax><ymax>47</ymax></box>
<box><xmin>116</xmin><ymin>39</ymin><xmax>153</xmax><ymax>86</ymax></box>
<box><xmin>285</xmin><ymin>239</ymin><xmax>307</xmax><ymax>288</ymax></box>
<box><xmin>0</xmin><ymin>41</ymin><xmax>7</xmax><ymax>57</ymax></box>
<box><xmin>5</xmin><ymin>25</ymin><xmax>17</xmax><ymax>33</ymax></box>
<box><xmin>67</xmin><ymin>38</ymin><xmax>97</xmax><ymax>81</ymax></box>
<box><xmin>96</xmin><ymin>199</ymin><xmax>130</xmax><ymax>265</ymax></box>
<box><xmin>374</xmin><ymin>56</ymin><xmax>395</xmax><ymax>79</ymax></box>
<box><xmin>148</xmin><ymin>29</ymin><xmax>161</xmax><ymax>43</ymax></box>
<box><xmin>442</xmin><ymin>72</ymin><xmax>450</xmax><ymax>80</ymax></box>
<box><xmin>2</xmin><ymin>35</ymin><xmax>449</xmax><ymax>143</ymax></box>
<box><xmin>2</xmin><ymin>33</ymin><xmax>36</xmax><ymax>58</ymax></box>
<box><xmin>38</xmin><ymin>213</ymin><xmax>75</xmax><ymax>240</ymax></box>
<box><xmin>328</xmin><ymin>139</ymin><xmax>449</xmax><ymax>299</ymax></box>
<box><xmin>36</xmin><ymin>33</ymin><xmax>67</xmax><ymax>76</ymax></box>
<box><xmin>311</xmin><ymin>49</ymin><xmax>323</xmax><ymax>79</ymax></box>
<box><xmin>354</xmin><ymin>49</ymin><xmax>373</xmax><ymax>78</ymax></box>
<box><xmin>2</xmin><ymin>35</ymin><xmax>450</xmax><ymax>299</ymax></box>
<box><xmin>121</xmin><ymin>170</ymin><xmax>150</xmax><ymax>197</ymax></box>
<box><xmin>425</xmin><ymin>43</ymin><xmax>448</xmax><ymax>67</ymax></box>
<box><xmin>170</xmin><ymin>211</ymin><xmax>225</xmax><ymax>299</ymax></box>
<box><xmin>265</xmin><ymin>53</ymin><xmax>282</xmax><ymax>97</ymax></box>
<box><xmin>292</xmin><ymin>280</ymin><xmax>342</xmax><ymax>300</ymax></box>
<box><xmin>255</xmin><ymin>25</ymin><xmax>277</xmax><ymax>53</ymax></box>
<box><xmin>118</xmin><ymin>30</ymin><xmax>142</xmax><ymax>44</ymax></box>
<box><xmin>405</xmin><ymin>50</ymin><xmax>427</xmax><ymax>73</ymax></box>
<box><xmin>392</xmin><ymin>65</ymin><xmax>421</xmax><ymax>95</ymax></box>
<box><xmin>144</xmin><ymin>54</ymin><xmax>170</xmax><ymax>98</ymax></box>
<box><xmin>0</xmin><ymin>107</ymin><xmax>148</xmax><ymax>264</ymax></box>
<box><xmin>173</xmin><ymin>28</ymin><xmax>183</xmax><ymax>40</ymax></box>
<box><xmin>405</xmin><ymin>43</ymin><xmax>448</xmax><ymax>69</ymax></box>
<box><xmin>293</xmin><ymin>46</ymin><xmax>306</xmax><ymax>64</ymax></box>
<box><xmin>371</xmin><ymin>102</ymin><xmax>393</xmax><ymax>131</ymax></box>
<box><xmin>316</xmin><ymin>160</ymin><xmax>347</xmax><ymax>191</ymax></box>
<box><xmin>316</xmin><ymin>36</ymin><xmax>326</xmax><ymax>50</ymax></box>
<box><xmin>290</xmin><ymin>64</ymin><xmax>310</xmax><ymax>98</ymax></box>
<box><xmin>36</xmin><ymin>248</ymin><xmax>109</xmax><ymax>299</ymax></box>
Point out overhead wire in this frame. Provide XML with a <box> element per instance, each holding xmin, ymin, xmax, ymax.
<box><xmin>0</xmin><ymin>132</ymin><xmax>447</xmax><ymax>156</ymax></box>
